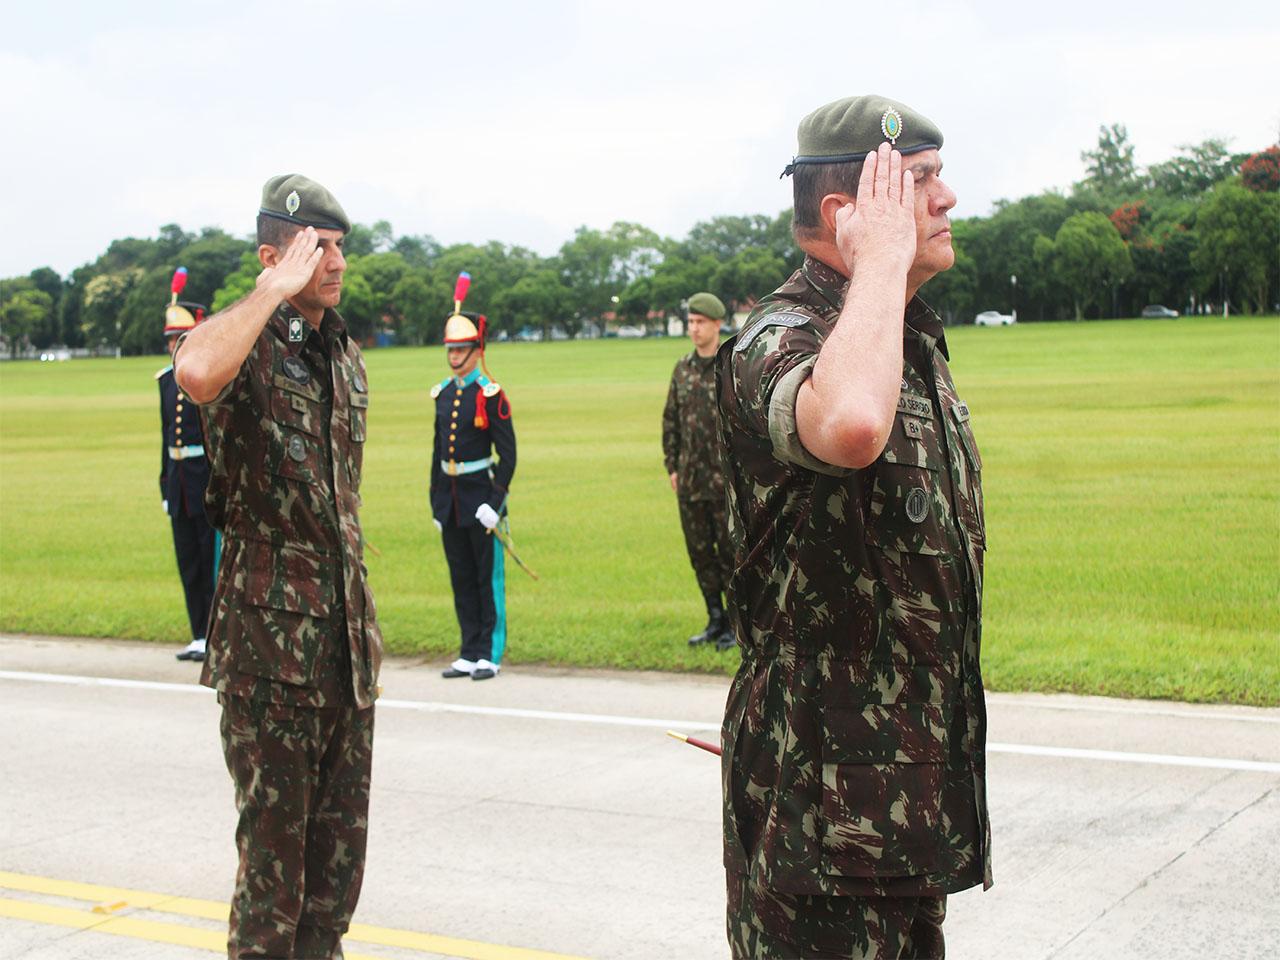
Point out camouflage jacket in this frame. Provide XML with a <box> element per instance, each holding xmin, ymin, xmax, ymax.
<box><xmin>662</xmin><ymin>351</ymin><xmax>723</xmax><ymax>500</ymax></box>
<box><xmin>717</xmin><ymin>256</ymin><xmax>990</xmax><ymax>897</ymax></box>
<box><xmin>181</xmin><ymin>304</ymin><xmax>383</xmax><ymax>709</ymax></box>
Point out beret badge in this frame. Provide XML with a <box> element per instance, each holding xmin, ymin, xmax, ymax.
<box><xmin>880</xmin><ymin>108</ymin><xmax>903</xmax><ymax>145</ymax></box>
<box><xmin>286</xmin><ymin>190</ymin><xmax>301</xmax><ymax>216</ymax></box>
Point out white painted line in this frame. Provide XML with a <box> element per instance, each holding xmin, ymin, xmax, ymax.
<box><xmin>0</xmin><ymin>670</ymin><xmax>210</xmax><ymax>695</ymax></box>
<box><xmin>378</xmin><ymin>696</ymin><xmax>720</xmax><ymax>731</ymax></box>
<box><xmin>988</xmin><ymin>742</ymin><xmax>1280</xmax><ymax>774</ymax></box>
<box><xmin>991</xmin><ymin>696</ymin><xmax>1280</xmax><ymax>725</ymax></box>
<box><xmin>3</xmin><ymin>670</ymin><xmax>1278</xmax><ymax>773</ymax></box>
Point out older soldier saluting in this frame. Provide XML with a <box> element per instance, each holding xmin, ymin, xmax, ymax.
<box><xmin>718</xmin><ymin>97</ymin><xmax>989</xmax><ymax>958</ymax></box>
<box><xmin>174</xmin><ymin>174</ymin><xmax>383</xmax><ymax>960</ymax></box>
<box><xmin>662</xmin><ymin>291</ymin><xmax>734</xmax><ymax>650</ymax></box>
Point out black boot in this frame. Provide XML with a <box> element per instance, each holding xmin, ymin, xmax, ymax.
<box><xmin>688</xmin><ymin>594</ymin><xmax>724</xmax><ymax>646</ymax></box>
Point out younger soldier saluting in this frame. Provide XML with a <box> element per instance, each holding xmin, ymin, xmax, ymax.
<box><xmin>431</xmin><ymin>273</ymin><xmax>517</xmax><ymax>681</ymax></box>
<box><xmin>663</xmin><ymin>292</ymin><xmax>734</xmax><ymax>650</ymax></box>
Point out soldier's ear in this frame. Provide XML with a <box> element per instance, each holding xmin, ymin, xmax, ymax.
<box><xmin>819</xmin><ymin>193</ymin><xmax>855</xmax><ymax>238</ymax></box>
<box><xmin>258</xmin><ymin>244</ymin><xmax>280</xmax><ymax>269</ymax></box>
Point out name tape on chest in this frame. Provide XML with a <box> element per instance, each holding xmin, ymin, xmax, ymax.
<box><xmin>896</xmin><ymin>393</ymin><xmax>933</xmax><ymax>420</ymax></box>
<box><xmin>734</xmin><ymin>311</ymin><xmax>811</xmax><ymax>353</ymax></box>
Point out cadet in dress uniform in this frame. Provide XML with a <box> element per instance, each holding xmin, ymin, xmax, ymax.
<box><xmin>158</xmin><ymin>267</ymin><xmax>216</xmax><ymax>662</ymax></box>
<box><xmin>430</xmin><ymin>273</ymin><xmax>517</xmax><ymax>682</ymax></box>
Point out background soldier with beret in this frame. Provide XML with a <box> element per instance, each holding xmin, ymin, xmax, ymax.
<box><xmin>158</xmin><ymin>267</ymin><xmax>216</xmax><ymax>662</ymax></box>
<box><xmin>717</xmin><ymin>96</ymin><xmax>990</xmax><ymax>957</ymax></box>
<box><xmin>430</xmin><ymin>273</ymin><xmax>517</xmax><ymax>682</ymax></box>
<box><xmin>662</xmin><ymin>291</ymin><xmax>734</xmax><ymax>650</ymax></box>
<box><xmin>174</xmin><ymin>174</ymin><xmax>383</xmax><ymax>959</ymax></box>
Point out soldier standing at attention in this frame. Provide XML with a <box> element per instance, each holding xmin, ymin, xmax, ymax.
<box><xmin>717</xmin><ymin>97</ymin><xmax>989</xmax><ymax>958</ymax></box>
<box><xmin>174</xmin><ymin>174</ymin><xmax>383</xmax><ymax>960</ymax></box>
<box><xmin>662</xmin><ymin>291</ymin><xmax>734</xmax><ymax>650</ymax></box>
<box><xmin>431</xmin><ymin>273</ymin><xmax>516</xmax><ymax>682</ymax></box>
<box><xmin>158</xmin><ymin>267</ymin><xmax>216</xmax><ymax>662</ymax></box>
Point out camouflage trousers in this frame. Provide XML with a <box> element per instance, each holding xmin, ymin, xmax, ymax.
<box><xmin>677</xmin><ymin>495</ymin><xmax>733</xmax><ymax>599</ymax></box>
<box><xmin>727</xmin><ymin>872</ymin><xmax>946</xmax><ymax>959</ymax></box>
<box><xmin>220</xmin><ymin>694</ymin><xmax>375</xmax><ymax>959</ymax></box>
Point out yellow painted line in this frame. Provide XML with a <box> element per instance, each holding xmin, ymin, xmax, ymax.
<box><xmin>0</xmin><ymin>871</ymin><xmax>590</xmax><ymax>960</ymax></box>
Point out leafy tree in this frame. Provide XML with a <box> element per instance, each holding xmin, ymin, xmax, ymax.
<box><xmin>0</xmin><ymin>281</ymin><xmax>55</xmax><ymax>356</ymax></box>
<box><xmin>1147</xmin><ymin>138</ymin><xmax>1237</xmax><ymax>197</ymax></box>
<box><xmin>1193</xmin><ymin>178</ymin><xmax>1280</xmax><ymax>313</ymax></box>
<box><xmin>338</xmin><ymin>272</ymin><xmax>379</xmax><ymax>341</ymax></box>
<box><xmin>1045</xmin><ymin>212</ymin><xmax>1133</xmax><ymax>320</ymax></box>
<box><xmin>492</xmin><ymin>269</ymin><xmax>573</xmax><ymax>338</ymax></box>
<box><xmin>81</xmin><ymin>269</ymin><xmax>142</xmax><ymax>345</ymax></box>
<box><xmin>389</xmin><ymin>273</ymin><xmax>443</xmax><ymax>344</ymax></box>
<box><xmin>212</xmin><ymin>252</ymin><xmax>262</xmax><ymax>313</ymax></box>
<box><xmin>1240</xmin><ymin>145</ymin><xmax>1280</xmax><ymax>193</ymax></box>
<box><xmin>1079</xmin><ymin>123</ymin><xmax>1139</xmax><ymax>196</ymax></box>
<box><xmin>713</xmin><ymin>247</ymin><xmax>787</xmax><ymax>314</ymax></box>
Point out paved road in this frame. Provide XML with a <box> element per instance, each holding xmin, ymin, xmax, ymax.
<box><xmin>1</xmin><ymin>634</ymin><xmax>1277</xmax><ymax>959</ymax></box>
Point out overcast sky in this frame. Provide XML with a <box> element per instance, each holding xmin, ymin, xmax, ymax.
<box><xmin>2</xmin><ymin>0</ymin><xmax>1277</xmax><ymax>278</ymax></box>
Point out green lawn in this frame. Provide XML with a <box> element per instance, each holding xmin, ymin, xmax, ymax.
<box><xmin>1</xmin><ymin>316</ymin><xmax>1277</xmax><ymax>704</ymax></box>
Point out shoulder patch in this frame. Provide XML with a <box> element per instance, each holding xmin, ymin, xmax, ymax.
<box><xmin>733</xmin><ymin>311</ymin><xmax>812</xmax><ymax>353</ymax></box>
<box><xmin>482</xmin><ymin>382</ymin><xmax>501</xmax><ymax>398</ymax></box>
<box><xmin>430</xmin><ymin>383</ymin><xmax>442</xmax><ymax>399</ymax></box>
<box><xmin>154</xmin><ymin>365</ymin><xmax>173</xmax><ymax>380</ymax></box>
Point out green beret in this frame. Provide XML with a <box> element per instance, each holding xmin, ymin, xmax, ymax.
<box><xmin>781</xmin><ymin>95</ymin><xmax>943</xmax><ymax>177</ymax></box>
<box><xmin>687</xmin><ymin>292</ymin><xmax>726</xmax><ymax>321</ymax></box>
<box><xmin>259</xmin><ymin>174</ymin><xmax>350</xmax><ymax>234</ymax></box>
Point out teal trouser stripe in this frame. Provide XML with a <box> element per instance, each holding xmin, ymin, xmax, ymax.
<box><xmin>490</xmin><ymin>537</ymin><xmax>507</xmax><ymax>664</ymax></box>
<box><xmin>213</xmin><ymin>530</ymin><xmax>222</xmax><ymax>582</ymax></box>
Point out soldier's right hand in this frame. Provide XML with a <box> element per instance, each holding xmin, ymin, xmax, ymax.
<box><xmin>255</xmin><ymin>226</ymin><xmax>324</xmax><ymax>300</ymax></box>
<box><xmin>835</xmin><ymin>142</ymin><xmax>917</xmax><ymax>277</ymax></box>
<box><xmin>669</xmin><ymin>472</ymin><xmax>678</xmax><ymax>492</ymax></box>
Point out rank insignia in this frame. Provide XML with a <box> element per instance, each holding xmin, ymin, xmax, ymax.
<box><xmin>289</xmin><ymin>317</ymin><xmax>304</xmax><ymax>342</ymax></box>
<box><xmin>881</xmin><ymin>108</ymin><xmax>903</xmax><ymax>144</ymax></box>
<box><xmin>286</xmin><ymin>190</ymin><xmax>301</xmax><ymax>215</ymax></box>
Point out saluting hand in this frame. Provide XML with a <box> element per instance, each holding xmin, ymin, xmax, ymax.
<box><xmin>835</xmin><ymin>142</ymin><xmax>917</xmax><ymax>277</ymax></box>
<box><xmin>255</xmin><ymin>226</ymin><xmax>324</xmax><ymax>300</ymax></box>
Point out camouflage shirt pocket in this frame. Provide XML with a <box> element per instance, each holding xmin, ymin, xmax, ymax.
<box><xmin>236</xmin><ymin>541</ymin><xmax>337</xmax><ymax>688</ymax></box>
<box><xmin>269</xmin><ymin>378</ymin><xmax>327</xmax><ymax>486</ymax></box>
<box><xmin>949</xmin><ymin>403</ymin><xmax>985</xmax><ymax>549</ymax></box>
<box><xmin>819</xmin><ymin>700</ymin><xmax>947</xmax><ymax>878</ymax></box>
<box><xmin>865</xmin><ymin>408</ymin><xmax>952</xmax><ymax>556</ymax></box>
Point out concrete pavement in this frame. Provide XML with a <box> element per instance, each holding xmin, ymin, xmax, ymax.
<box><xmin>1</xmin><ymin>634</ymin><xmax>1277</xmax><ymax>959</ymax></box>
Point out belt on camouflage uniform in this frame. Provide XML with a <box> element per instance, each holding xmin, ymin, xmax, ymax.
<box><xmin>441</xmin><ymin>456</ymin><xmax>492</xmax><ymax>476</ymax></box>
<box><xmin>168</xmin><ymin>445</ymin><xmax>205</xmax><ymax>460</ymax></box>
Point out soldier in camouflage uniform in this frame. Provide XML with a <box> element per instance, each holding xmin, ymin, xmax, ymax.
<box><xmin>718</xmin><ymin>97</ymin><xmax>990</xmax><ymax>958</ymax></box>
<box><xmin>175</xmin><ymin>174</ymin><xmax>382</xmax><ymax>960</ymax></box>
<box><xmin>663</xmin><ymin>291</ymin><xmax>734</xmax><ymax>649</ymax></box>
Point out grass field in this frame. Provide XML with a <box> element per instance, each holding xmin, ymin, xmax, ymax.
<box><xmin>1</xmin><ymin>316</ymin><xmax>1277</xmax><ymax>705</ymax></box>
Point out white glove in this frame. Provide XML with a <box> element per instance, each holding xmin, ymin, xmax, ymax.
<box><xmin>475</xmin><ymin>503</ymin><xmax>499</xmax><ymax>530</ymax></box>
<box><xmin>433</xmin><ymin>518</ymin><xmax>443</xmax><ymax>532</ymax></box>
<box><xmin>162</xmin><ymin>500</ymin><xmax>168</xmax><ymax>513</ymax></box>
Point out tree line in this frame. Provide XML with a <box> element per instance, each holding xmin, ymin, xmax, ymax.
<box><xmin>2</xmin><ymin>128</ymin><xmax>1276</xmax><ymax>357</ymax></box>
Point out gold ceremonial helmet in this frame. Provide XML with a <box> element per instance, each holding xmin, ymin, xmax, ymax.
<box><xmin>443</xmin><ymin>311</ymin><xmax>482</xmax><ymax>347</ymax></box>
<box><xmin>163</xmin><ymin>267</ymin><xmax>205</xmax><ymax>337</ymax></box>
<box><xmin>164</xmin><ymin>304</ymin><xmax>198</xmax><ymax>337</ymax></box>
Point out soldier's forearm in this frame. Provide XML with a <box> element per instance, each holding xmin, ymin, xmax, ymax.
<box><xmin>175</xmin><ymin>285</ymin><xmax>280</xmax><ymax>404</ymax></box>
<box><xmin>797</xmin><ymin>262</ymin><xmax>907</xmax><ymax>468</ymax></box>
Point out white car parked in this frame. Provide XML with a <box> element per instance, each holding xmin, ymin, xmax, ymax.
<box><xmin>974</xmin><ymin>310</ymin><xmax>1015</xmax><ymax>327</ymax></box>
